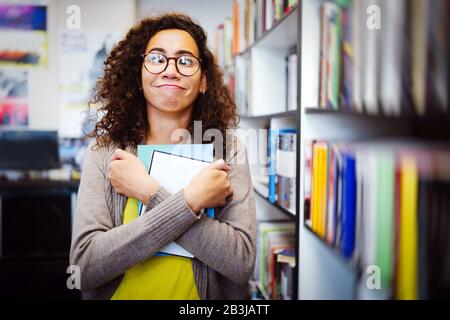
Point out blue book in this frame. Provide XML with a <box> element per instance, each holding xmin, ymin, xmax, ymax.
<box><xmin>341</xmin><ymin>151</ymin><xmax>356</xmax><ymax>258</ymax></box>
<box><xmin>137</xmin><ymin>143</ymin><xmax>215</xmax><ymax>258</ymax></box>
<box><xmin>268</xmin><ymin>128</ymin><xmax>296</xmax><ymax>203</ymax></box>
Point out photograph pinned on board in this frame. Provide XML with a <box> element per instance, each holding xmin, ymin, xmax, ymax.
<box><xmin>0</xmin><ymin>69</ymin><xmax>28</xmax><ymax>126</ymax></box>
<box><xmin>0</xmin><ymin>3</ymin><xmax>48</xmax><ymax>67</ymax></box>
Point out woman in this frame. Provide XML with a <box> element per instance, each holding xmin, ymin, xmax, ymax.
<box><xmin>70</xmin><ymin>13</ymin><xmax>256</xmax><ymax>300</ymax></box>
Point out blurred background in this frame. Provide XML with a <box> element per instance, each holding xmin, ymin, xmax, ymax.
<box><xmin>0</xmin><ymin>0</ymin><xmax>448</xmax><ymax>300</ymax></box>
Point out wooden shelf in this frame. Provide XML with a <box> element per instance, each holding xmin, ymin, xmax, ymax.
<box><xmin>235</xmin><ymin>5</ymin><xmax>298</xmax><ymax>57</ymax></box>
<box><xmin>254</xmin><ymin>187</ymin><xmax>296</xmax><ymax>220</ymax></box>
<box><xmin>240</xmin><ymin>109</ymin><xmax>298</xmax><ymax>120</ymax></box>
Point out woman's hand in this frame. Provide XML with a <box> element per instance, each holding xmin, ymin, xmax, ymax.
<box><xmin>183</xmin><ymin>159</ymin><xmax>233</xmax><ymax>213</ymax></box>
<box><xmin>108</xmin><ymin>149</ymin><xmax>160</xmax><ymax>203</ymax></box>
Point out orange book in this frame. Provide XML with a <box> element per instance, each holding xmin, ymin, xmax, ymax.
<box><xmin>232</xmin><ymin>0</ymin><xmax>239</xmax><ymax>54</ymax></box>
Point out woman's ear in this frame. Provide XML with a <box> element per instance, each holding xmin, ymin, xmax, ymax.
<box><xmin>200</xmin><ymin>73</ymin><xmax>207</xmax><ymax>94</ymax></box>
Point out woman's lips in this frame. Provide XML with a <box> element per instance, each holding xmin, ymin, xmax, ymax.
<box><xmin>156</xmin><ymin>84</ymin><xmax>185</xmax><ymax>90</ymax></box>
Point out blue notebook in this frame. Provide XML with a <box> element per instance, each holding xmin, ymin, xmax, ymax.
<box><xmin>137</xmin><ymin>143</ymin><xmax>215</xmax><ymax>258</ymax></box>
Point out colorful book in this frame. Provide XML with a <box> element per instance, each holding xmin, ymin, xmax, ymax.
<box><xmin>137</xmin><ymin>143</ymin><xmax>215</xmax><ymax>258</ymax></box>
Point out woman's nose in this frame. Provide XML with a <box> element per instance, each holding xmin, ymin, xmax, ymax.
<box><xmin>162</xmin><ymin>59</ymin><xmax>180</xmax><ymax>78</ymax></box>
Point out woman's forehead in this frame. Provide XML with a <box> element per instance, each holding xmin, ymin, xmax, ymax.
<box><xmin>145</xmin><ymin>29</ymin><xmax>199</xmax><ymax>56</ymax></box>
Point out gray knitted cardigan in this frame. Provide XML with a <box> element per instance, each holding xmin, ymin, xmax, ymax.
<box><xmin>70</xmin><ymin>138</ymin><xmax>256</xmax><ymax>299</ymax></box>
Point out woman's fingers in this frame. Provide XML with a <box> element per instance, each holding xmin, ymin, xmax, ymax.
<box><xmin>210</xmin><ymin>159</ymin><xmax>231</xmax><ymax>171</ymax></box>
<box><xmin>112</xmin><ymin>148</ymin><xmax>128</xmax><ymax>160</ymax></box>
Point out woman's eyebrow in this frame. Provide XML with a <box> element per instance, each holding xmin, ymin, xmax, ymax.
<box><xmin>148</xmin><ymin>47</ymin><xmax>196</xmax><ymax>56</ymax></box>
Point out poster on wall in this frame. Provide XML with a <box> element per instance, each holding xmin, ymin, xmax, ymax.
<box><xmin>58</xmin><ymin>29</ymin><xmax>118</xmax><ymax>138</ymax></box>
<box><xmin>0</xmin><ymin>2</ymin><xmax>48</xmax><ymax>67</ymax></box>
<box><xmin>0</xmin><ymin>69</ymin><xmax>28</xmax><ymax>126</ymax></box>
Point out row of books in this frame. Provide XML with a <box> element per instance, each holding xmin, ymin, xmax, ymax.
<box><xmin>232</xmin><ymin>0</ymin><xmax>298</xmax><ymax>55</ymax></box>
<box><xmin>274</xmin><ymin>248</ymin><xmax>295</xmax><ymax>299</ymax></box>
<box><xmin>254</xmin><ymin>221</ymin><xmax>295</xmax><ymax>299</ymax></box>
<box><xmin>318</xmin><ymin>0</ymin><xmax>448</xmax><ymax>116</ymax></box>
<box><xmin>268</xmin><ymin>128</ymin><xmax>297</xmax><ymax>214</ymax></box>
<box><xmin>214</xmin><ymin>17</ymin><xmax>234</xmax><ymax>71</ymax></box>
<box><xmin>304</xmin><ymin>140</ymin><xmax>450</xmax><ymax>299</ymax></box>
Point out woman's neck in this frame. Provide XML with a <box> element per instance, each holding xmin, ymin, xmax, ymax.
<box><xmin>146</xmin><ymin>105</ymin><xmax>192</xmax><ymax>145</ymax></box>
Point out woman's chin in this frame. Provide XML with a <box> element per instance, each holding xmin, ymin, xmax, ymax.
<box><xmin>154</xmin><ymin>104</ymin><xmax>189</xmax><ymax>114</ymax></box>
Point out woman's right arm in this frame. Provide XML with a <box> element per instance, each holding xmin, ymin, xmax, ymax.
<box><xmin>69</xmin><ymin>142</ymin><xmax>201</xmax><ymax>292</ymax></box>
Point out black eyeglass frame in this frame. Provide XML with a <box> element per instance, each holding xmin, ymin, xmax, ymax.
<box><xmin>141</xmin><ymin>52</ymin><xmax>202</xmax><ymax>77</ymax></box>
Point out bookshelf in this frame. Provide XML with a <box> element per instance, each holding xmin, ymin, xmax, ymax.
<box><xmin>218</xmin><ymin>0</ymin><xmax>299</xmax><ymax>300</ymax></box>
<box><xmin>220</xmin><ymin>0</ymin><xmax>448</xmax><ymax>301</ymax></box>
<box><xmin>222</xmin><ymin>0</ymin><xmax>449</xmax><ymax>300</ymax></box>
<box><xmin>298</xmin><ymin>0</ymin><xmax>449</xmax><ymax>300</ymax></box>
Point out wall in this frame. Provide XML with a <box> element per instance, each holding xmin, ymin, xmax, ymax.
<box><xmin>26</xmin><ymin>0</ymin><xmax>136</xmax><ymax>131</ymax></box>
<box><xmin>137</xmin><ymin>0</ymin><xmax>233</xmax><ymax>51</ymax></box>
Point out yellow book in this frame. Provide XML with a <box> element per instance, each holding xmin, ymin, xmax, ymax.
<box><xmin>316</xmin><ymin>144</ymin><xmax>323</xmax><ymax>235</ymax></box>
<box><xmin>397</xmin><ymin>154</ymin><xmax>418</xmax><ymax>300</ymax></box>
<box><xmin>311</xmin><ymin>142</ymin><xmax>328</xmax><ymax>238</ymax></box>
<box><xmin>317</xmin><ymin>144</ymin><xmax>329</xmax><ymax>238</ymax></box>
<box><xmin>311</xmin><ymin>143</ymin><xmax>321</xmax><ymax>233</ymax></box>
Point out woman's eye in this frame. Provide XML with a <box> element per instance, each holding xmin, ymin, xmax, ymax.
<box><xmin>178</xmin><ymin>56</ymin><xmax>194</xmax><ymax>66</ymax></box>
<box><xmin>148</xmin><ymin>53</ymin><xmax>165</xmax><ymax>64</ymax></box>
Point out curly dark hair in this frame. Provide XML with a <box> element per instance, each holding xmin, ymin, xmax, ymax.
<box><xmin>88</xmin><ymin>13</ymin><xmax>239</xmax><ymax>154</ymax></box>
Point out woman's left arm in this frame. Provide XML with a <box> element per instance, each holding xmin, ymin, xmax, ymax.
<box><xmin>175</xmin><ymin>141</ymin><xmax>256</xmax><ymax>285</ymax></box>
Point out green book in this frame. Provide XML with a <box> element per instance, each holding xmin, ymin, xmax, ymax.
<box><xmin>376</xmin><ymin>152</ymin><xmax>394</xmax><ymax>289</ymax></box>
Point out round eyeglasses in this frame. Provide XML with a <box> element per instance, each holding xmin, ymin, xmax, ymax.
<box><xmin>141</xmin><ymin>52</ymin><xmax>201</xmax><ymax>77</ymax></box>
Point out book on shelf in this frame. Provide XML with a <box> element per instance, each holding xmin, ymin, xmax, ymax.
<box><xmin>268</xmin><ymin>128</ymin><xmax>297</xmax><ymax>214</ymax></box>
<box><xmin>425</xmin><ymin>0</ymin><xmax>448</xmax><ymax>113</ymax></box>
<box><xmin>215</xmin><ymin>18</ymin><xmax>234</xmax><ymax>72</ymax></box>
<box><xmin>379</xmin><ymin>0</ymin><xmax>403</xmax><ymax>116</ymax></box>
<box><xmin>275</xmin><ymin>248</ymin><xmax>295</xmax><ymax>300</ymax></box>
<box><xmin>255</xmin><ymin>221</ymin><xmax>295</xmax><ymax>299</ymax></box>
<box><xmin>319</xmin><ymin>1</ymin><xmax>341</xmax><ymax>110</ymax></box>
<box><xmin>137</xmin><ymin>144</ymin><xmax>215</xmax><ymax>258</ymax></box>
<box><xmin>304</xmin><ymin>139</ymin><xmax>450</xmax><ymax>299</ymax></box>
<box><xmin>215</xmin><ymin>23</ymin><xmax>225</xmax><ymax>69</ymax></box>
<box><xmin>303</xmin><ymin>139</ymin><xmax>313</xmax><ymax>226</ymax></box>
<box><xmin>232</xmin><ymin>0</ymin><xmax>298</xmax><ymax>54</ymax></box>
<box><xmin>315</xmin><ymin>0</ymin><xmax>448</xmax><ymax>117</ymax></box>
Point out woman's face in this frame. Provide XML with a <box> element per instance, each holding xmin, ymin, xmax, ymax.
<box><xmin>141</xmin><ymin>29</ymin><xmax>206</xmax><ymax>114</ymax></box>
